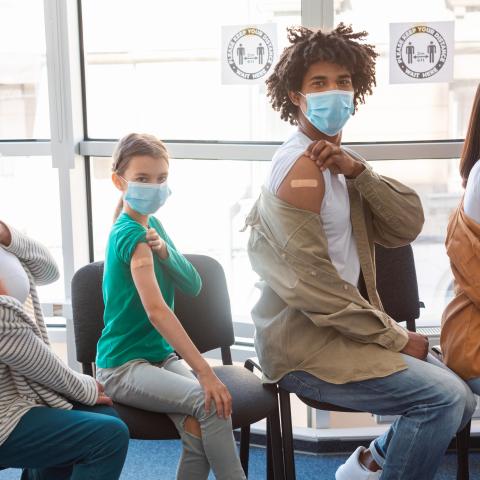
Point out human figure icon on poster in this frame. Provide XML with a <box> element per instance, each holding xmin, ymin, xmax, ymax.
<box><xmin>236</xmin><ymin>43</ymin><xmax>245</xmax><ymax>65</ymax></box>
<box><xmin>257</xmin><ymin>43</ymin><xmax>265</xmax><ymax>64</ymax></box>
<box><xmin>406</xmin><ymin>42</ymin><xmax>415</xmax><ymax>64</ymax></box>
<box><xmin>427</xmin><ymin>41</ymin><xmax>436</xmax><ymax>63</ymax></box>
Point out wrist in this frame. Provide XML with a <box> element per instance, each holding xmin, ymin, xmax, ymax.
<box><xmin>196</xmin><ymin>362</ymin><xmax>213</xmax><ymax>377</ymax></box>
<box><xmin>346</xmin><ymin>162</ymin><xmax>365</xmax><ymax>179</ymax></box>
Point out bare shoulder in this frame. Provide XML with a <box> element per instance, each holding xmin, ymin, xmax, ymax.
<box><xmin>131</xmin><ymin>242</ymin><xmax>154</xmax><ymax>270</ymax></box>
<box><xmin>276</xmin><ymin>154</ymin><xmax>325</xmax><ymax>213</ymax></box>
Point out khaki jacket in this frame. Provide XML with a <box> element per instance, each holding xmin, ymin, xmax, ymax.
<box><xmin>245</xmin><ymin>163</ymin><xmax>424</xmax><ymax>384</ymax></box>
<box><xmin>441</xmin><ymin>204</ymin><xmax>480</xmax><ymax>380</ymax></box>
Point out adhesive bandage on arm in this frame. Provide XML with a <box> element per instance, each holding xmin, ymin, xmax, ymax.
<box><xmin>290</xmin><ymin>179</ymin><xmax>319</xmax><ymax>188</ymax></box>
<box><xmin>131</xmin><ymin>257</ymin><xmax>154</xmax><ymax>269</ymax></box>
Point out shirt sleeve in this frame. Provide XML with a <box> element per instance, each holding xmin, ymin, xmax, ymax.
<box><xmin>3</xmin><ymin>225</ymin><xmax>60</xmax><ymax>286</ymax></box>
<box><xmin>464</xmin><ymin>162</ymin><xmax>480</xmax><ymax>223</ymax></box>
<box><xmin>352</xmin><ymin>166</ymin><xmax>425</xmax><ymax>248</ymax></box>
<box><xmin>114</xmin><ymin>224</ymin><xmax>148</xmax><ymax>264</ymax></box>
<box><xmin>0</xmin><ymin>305</ymin><xmax>98</xmax><ymax>405</ymax></box>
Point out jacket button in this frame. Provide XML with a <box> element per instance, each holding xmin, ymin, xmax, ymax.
<box><xmin>343</xmin><ymin>284</ymin><xmax>349</xmax><ymax>290</ymax></box>
<box><xmin>310</xmin><ymin>271</ymin><xmax>317</xmax><ymax>276</ymax></box>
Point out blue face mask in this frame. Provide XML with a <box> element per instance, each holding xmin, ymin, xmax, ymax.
<box><xmin>120</xmin><ymin>177</ymin><xmax>171</xmax><ymax>215</ymax></box>
<box><xmin>299</xmin><ymin>90</ymin><xmax>354</xmax><ymax>136</ymax></box>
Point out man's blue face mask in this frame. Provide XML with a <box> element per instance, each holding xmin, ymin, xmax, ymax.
<box><xmin>119</xmin><ymin>176</ymin><xmax>171</xmax><ymax>215</ymax></box>
<box><xmin>298</xmin><ymin>89</ymin><xmax>354</xmax><ymax>136</ymax></box>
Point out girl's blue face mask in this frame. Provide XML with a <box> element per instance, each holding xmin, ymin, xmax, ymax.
<box><xmin>119</xmin><ymin>176</ymin><xmax>171</xmax><ymax>215</ymax></box>
<box><xmin>299</xmin><ymin>89</ymin><xmax>354</xmax><ymax>136</ymax></box>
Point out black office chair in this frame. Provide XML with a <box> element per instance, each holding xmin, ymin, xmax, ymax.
<box><xmin>71</xmin><ymin>254</ymin><xmax>284</xmax><ymax>479</ymax></box>
<box><xmin>244</xmin><ymin>244</ymin><xmax>470</xmax><ymax>480</ymax></box>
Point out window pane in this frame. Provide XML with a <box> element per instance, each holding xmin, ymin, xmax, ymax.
<box><xmin>81</xmin><ymin>0</ymin><xmax>300</xmax><ymax>141</ymax></box>
<box><xmin>0</xmin><ymin>156</ymin><xmax>63</xmax><ymax>302</ymax></box>
<box><xmin>371</xmin><ymin>157</ymin><xmax>463</xmax><ymax>327</ymax></box>
<box><xmin>90</xmin><ymin>156</ymin><xmax>268</xmax><ymax>323</ymax></box>
<box><xmin>0</xmin><ymin>0</ymin><xmax>50</xmax><ymax>139</ymax></box>
<box><xmin>336</xmin><ymin>0</ymin><xmax>480</xmax><ymax>142</ymax></box>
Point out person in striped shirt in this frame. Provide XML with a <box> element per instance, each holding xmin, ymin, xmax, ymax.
<box><xmin>0</xmin><ymin>221</ymin><xmax>129</xmax><ymax>480</ymax></box>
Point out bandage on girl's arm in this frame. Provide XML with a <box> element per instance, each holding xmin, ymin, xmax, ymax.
<box><xmin>131</xmin><ymin>256</ymin><xmax>154</xmax><ymax>269</ymax></box>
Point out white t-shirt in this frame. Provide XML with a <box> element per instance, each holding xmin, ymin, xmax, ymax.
<box><xmin>0</xmin><ymin>247</ymin><xmax>30</xmax><ymax>304</ymax></box>
<box><xmin>265</xmin><ymin>130</ymin><xmax>361</xmax><ymax>286</ymax></box>
<box><xmin>464</xmin><ymin>160</ymin><xmax>480</xmax><ymax>224</ymax></box>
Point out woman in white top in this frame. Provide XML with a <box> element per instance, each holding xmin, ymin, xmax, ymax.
<box><xmin>0</xmin><ymin>221</ymin><xmax>129</xmax><ymax>479</ymax></box>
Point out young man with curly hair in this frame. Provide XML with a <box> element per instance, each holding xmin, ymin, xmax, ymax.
<box><xmin>245</xmin><ymin>24</ymin><xmax>475</xmax><ymax>480</ymax></box>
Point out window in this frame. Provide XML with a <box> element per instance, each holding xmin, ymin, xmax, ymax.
<box><xmin>335</xmin><ymin>0</ymin><xmax>480</xmax><ymax>142</ymax></box>
<box><xmin>371</xmin><ymin>157</ymin><xmax>462</xmax><ymax>327</ymax></box>
<box><xmin>0</xmin><ymin>156</ymin><xmax>64</xmax><ymax>302</ymax></box>
<box><xmin>81</xmin><ymin>0</ymin><xmax>301</xmax><ymax>140</ymax></box>
<box><xmin>0</xmin><ymin>0</ymin><xmax>50</xmax><ymax>139</ymax></box>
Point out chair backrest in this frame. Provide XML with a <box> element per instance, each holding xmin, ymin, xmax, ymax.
<box><xmin>71</xmin><ymin>254</ymin><xmax>235</xmax><ymax>373</ymax></box>
<box><xmin>373</xmin><ymin>243</ymin><xmax>420</xmax><ymax>331</ymax></box>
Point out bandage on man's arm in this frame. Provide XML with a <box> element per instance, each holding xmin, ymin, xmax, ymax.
<box><xmin>290</xmin><ymin>179</ymin><xmax>319</xmax><ymax>188</ymax></box>
<box><xmin>276</xmin><ymin>155</ymin><xmax>325</xmax><ymax>213</ymax></box>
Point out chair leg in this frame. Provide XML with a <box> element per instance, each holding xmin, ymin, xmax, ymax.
<box><xmin>240</xmin><ymin>426</ymin><xmax>250</xmax><ymax>477</ymax></box>
<box><xmin>267</xmin><ymin>402</ymin><xmax>285</xmax><ymax>480</ymax></box>
<box><xmin>456</xmin><ymin>421</ymin><xmax>471</xmax><ymax>480</ymax></box>
<box><xmin>279</xmin><ymin>388</ymin><xmax>296</xmax><ymax>480</ymax></box>
<box><xmin>267</xmin><ymin>417</ymin><xmax>273</xmax><ymax>480</ymax></box>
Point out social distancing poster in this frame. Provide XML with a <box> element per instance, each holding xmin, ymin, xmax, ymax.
<box><xmin>389</xmin><ymin>21</ymin><xmax>454</xmax><ymax>84</ymax></box>
<box><xmin>221</xmin><ymin>24</ymin><xmax>277</xmax><ymax>85</ymax></box>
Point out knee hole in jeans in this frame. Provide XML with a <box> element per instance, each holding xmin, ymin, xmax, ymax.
<box><xmin>184</xmin><ymin>415</ymin><xmax>202</xmax><ymax>439</ymax></box>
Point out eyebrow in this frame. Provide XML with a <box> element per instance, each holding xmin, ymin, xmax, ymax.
<box><xmin>309</xmin><ymin>74</ymin><xmax>352</xmax><ymax>81</ymax></box>
<box><xmin>133</xmin><ymin>172</ymin><xmax>167</xmax><ymax>176</ymax></box>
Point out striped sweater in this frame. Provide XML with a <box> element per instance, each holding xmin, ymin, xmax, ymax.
<box><xmin>0</xmin><ymin>226</ymin><xmax>98</xmax><ymax>446</ymax></box>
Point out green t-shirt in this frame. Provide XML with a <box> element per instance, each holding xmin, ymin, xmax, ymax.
<box><xmin>96</xmin><ymin>212</ymin><xmax>202</xmax><ymax>368</ymax></box>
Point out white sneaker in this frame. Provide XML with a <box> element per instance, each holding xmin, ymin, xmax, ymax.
<box><xmin>335</xmin><ymin>446</ymin><xmax>382</xmax><ymax>480</ymax></box>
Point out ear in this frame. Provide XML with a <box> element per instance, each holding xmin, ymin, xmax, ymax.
<box><xmin>112</xmin><ymin>172</ymin><xmax>125</xmax><ymax>192</ymax></box>
<box><xmin>288</xmin><ymin>90</ymin><xmax>301</xmax><ymax>107</ymax></box>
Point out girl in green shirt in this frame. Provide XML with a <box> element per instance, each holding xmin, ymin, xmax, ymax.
<box><xmin>96</xmin><ymin>133</ymin><xmax>246</xmax><ymax>480</ymax></box>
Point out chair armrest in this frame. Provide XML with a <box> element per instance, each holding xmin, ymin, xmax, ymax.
<box><xmin>244</xmin><ymin>357</ymin><xmax>262</xmax><ymax>374</ymax></box>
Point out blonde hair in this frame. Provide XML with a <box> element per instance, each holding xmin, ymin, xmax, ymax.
<box><xmin>112</xmin><ymin>133</ymin><xmax>169</xmax><ymax>221</ymax></box>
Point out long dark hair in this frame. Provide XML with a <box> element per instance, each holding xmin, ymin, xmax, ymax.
<box><xmin>460</xmin><ymin>85</ymin><xmax>480</xmax><ymax>188</ymax></box>
<box><xmin>112</xmin><ymin>133</ymin><xmax>169</xmax><ymax>221</ymax></box>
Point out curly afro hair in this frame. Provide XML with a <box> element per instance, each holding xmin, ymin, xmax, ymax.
<box><xmin>266</xmin><ymin>23</ymin><xmax>378</xmax><ymax>125</ymax></box>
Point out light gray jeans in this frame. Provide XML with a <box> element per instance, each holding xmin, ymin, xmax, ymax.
<box><xmin>97</xmin><ymin>354</ymin><xmax>246</xmax><ymax>480</ymax></box>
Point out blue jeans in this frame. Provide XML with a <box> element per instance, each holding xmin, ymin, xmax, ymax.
<box><xmin>279</xmin><ymin>353</ymin><xmax>476</xmax><ymax>480</ymax></box>
<box><xmin>467</xmin><ymin>377</ymin><xmax>480</xmax><ymax>395</ymax></box>
<box><xmin>0</xmin><ymin>403</ymin><xmax>129</xmax><ymax>480</ymax></box>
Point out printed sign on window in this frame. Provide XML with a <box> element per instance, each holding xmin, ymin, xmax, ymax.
<box><xmin>221</xmin><ymin>24</ymin><xmax>277</xmax><ymax>85</ymax></box>
<box><xmin>389</xmin><ymin>21</ymin><xmax>454</xmax><ymax>84</ymax></box>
